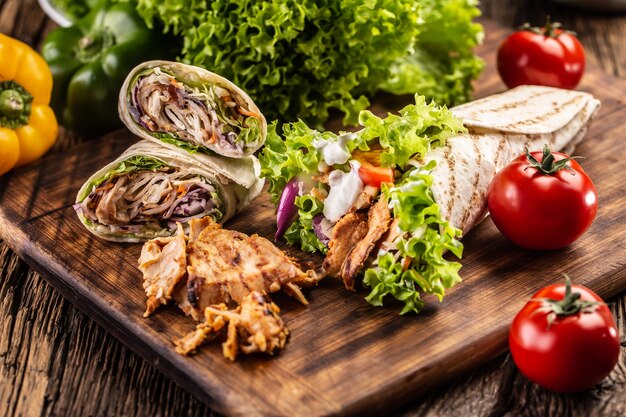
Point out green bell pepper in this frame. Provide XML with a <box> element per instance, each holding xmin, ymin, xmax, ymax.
<box><xmin>41</xmin><ymin>1</ymin><xmax>177</xmax><ymax>137</ymax></box>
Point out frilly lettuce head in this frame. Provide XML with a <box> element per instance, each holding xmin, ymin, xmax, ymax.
<box><xmin>134</xmin><ymin>0</ymin><xmax>483</xmax><ymax>126</ymax></box>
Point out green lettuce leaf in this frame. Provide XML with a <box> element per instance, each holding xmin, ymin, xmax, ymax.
<box><xmin>77</xmin><ymin>156</ymin><xmax>167</xmax><ymax>201</ymax></box>
<box><xmin>259</xmin><ymin>95</ymin><xmax>464</xmax><ymax>202</ymax></box>
<box><xmin>380</xmin><ymin>0</ymin><xmax>484</xmax><ymax>106</ymax></box>
<box><xmin>133</xmin><ymin>0</ymin><xmax>482</xmax><ymax>126</ymax></box>
<box><xmin>259</xmin><ymin>121</ymin><xmax>326</xmax><ymax>203</ymax></box>
<box><xmin>363</xmin><ymin>162</ymin><xmax>463</xmax><ymax>314</ymax></box>
<box><xmin>237</xmin><ymin>116</ymin><xmax>263</xmax><ymax>146</ymax></box>
<box><xmin>284</xmin><ymin>195</ymin><xmax>328</xmax><ymax>254</ymax></box>
<box><xmin>357</xmin><ymin>95</ymin><xmax>466</xmax><ymax>168</ymax></box>
<box><xmin>152</xmin><ymin>133</ymin><xmax>206</xmax><ymax>154</ymax></box>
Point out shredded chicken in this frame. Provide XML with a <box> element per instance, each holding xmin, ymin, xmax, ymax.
<box><xmin>174</xmin><ymin>292</ymin><xmax>289</xmax><ymax>360</ymax></box>
<box><xmin>350</xmin><ymin>185</ymin><xmax>379</xmax><ymax>212</ymax></box>
<box><xmin>138</xmin><ymin>223</ymin><xmax>187</xmax><ymax>317</ymax></box>
<box><xmin>139</xmin><ymin>217</ymin><xmax>320</xmax><ymax>360</ymax></box>
<box><xmin>341</xmin><ymin>196</ymin><xmax>392</xmax><ymax>291</ymax></box>
<box><xmin>173</xmin><ymin>304</ymin><xmax>228</xmax><ymax>355</ymax></box>
<box><xmin>322</xmin><ymin>213</ymin><xmax>368</xmax><ymax>278</ymax></box>
<box><xmin>181</xmin><ymin>223</ymin><xmax>319</xmax><ymax>320</ymax></box>
<box><xmin>80</xmin><ymin>168</ymin><xmax>220</xmax><ymax>229</ymax></box>
<box><xmin>131</xmin><ymin>69</ymin><xmax>261</xmax><ymax>156</ymax></box>
<box><xmin>322</xmin><ymin>196</ymin><xmax>392</xmax><ymax>291</ymax></box>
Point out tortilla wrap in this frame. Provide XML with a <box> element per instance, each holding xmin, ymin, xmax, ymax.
<box><xmin>119</xmin><ymin>60</ymin><xmax>267</xmax><ymax>158</ymax></box>
<box><xmin>75</xmin><ymin>140</ymin><xmax>264</xmax><ymax>242</ymax></box>
<box><xmin>424</xmin><ymin>85</ymin><xmax>601</xmax><ymax>236</ymax></box>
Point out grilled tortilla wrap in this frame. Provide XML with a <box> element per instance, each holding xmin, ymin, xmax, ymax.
<box><xmin>74</xmin><ymin>140</ymin><xmax>264</xmax><ymax>242</ymax></box>
<box><xmin>423</xmin><ymin>85</ymin><xmax>601</xmax><ymax>236</ymax></box>
<box><xmin>119</xmin><ymin>60</ymin><xmax>267</xmax><ymax>158</ymax></box>
<box><xmin>258</xmin><ymin>85</ymin><xmax>600</xmax><ymax>313</ymax></box>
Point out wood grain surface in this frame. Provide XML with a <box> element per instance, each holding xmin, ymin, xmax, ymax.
<box><xmin>1</xmin><ymin>1</ymin><xmax>625</xmax><ymax>416</ymax></box>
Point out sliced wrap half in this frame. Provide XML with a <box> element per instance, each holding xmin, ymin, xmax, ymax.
<box><xmin>259</xmin><ymin>85</ymin><xmax>600</xmax><ymax>313</ymax></box>
<box><xmin>75</xmin><ymin>140</ymin><xmax>264</xmax><ymax>242</ymax></box>
<box><xmin>119</xmin><ymin>60</ymin><xmax>267</xmax><ymax>158</ymax></box>
<box><xmin>426</xmin><ymin>85</ymin><xmax>600</xmax><ymax>236</ymax></box>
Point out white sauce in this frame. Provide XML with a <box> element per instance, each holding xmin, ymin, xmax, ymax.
<box><xmin>323</xmin><ymin>160</ymin><xmax>364</xmax><ymax>222</ymax></box>
<box><xmin>313</xmin><ymin>132</ymin><xmax>355</xmax><ymax>166</ymax></box>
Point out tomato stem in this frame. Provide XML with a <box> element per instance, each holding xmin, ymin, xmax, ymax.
<box><xmin>524</xmin><ymin>145</ymin><xmax>584</xmax><ymax>176</ymax></box>
<box><xmin>531</xmin><ymin>275</ymin><xmax>603</xmax><ymax>328</ymax></box>
<box><xmin>520</xmin><ymin>16</ymin><xmax>577</xmax><ymax>39</ymax></box>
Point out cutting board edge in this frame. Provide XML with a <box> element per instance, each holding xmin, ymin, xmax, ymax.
<box><xmin>0</xmin><ymin>206</ymin><xmax>281</xmax><ymax>417</ymax></box>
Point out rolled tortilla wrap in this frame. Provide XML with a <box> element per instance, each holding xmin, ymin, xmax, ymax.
<box><xmin>74</xmin><ymin>140</ymin><xmax>264</xmax><ymax>242</ymax></box>
<box><xmin>423</xmin><ymin>85</ymin><xmax>601</xmax><ymax>236</ymax></box>
<box><xmin>119</xmin><ymin>60</ymin><xmax>267</xmax><ymax>158</ymax></box>
<box><xmin>258</xmin><ymin>85</ymin><xmax>601</xmax><ymax>312</ymax></box>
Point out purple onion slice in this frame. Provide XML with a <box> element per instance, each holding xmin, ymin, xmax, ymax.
<box><xmin>274</xmin><ymin>177</ymin><xmax>303</xmax><ymax>241</ymax></box>
<box><xmin>312</xmin><ymin>213</ymin><xmax>333</xmax><ymax>246</ymax></box>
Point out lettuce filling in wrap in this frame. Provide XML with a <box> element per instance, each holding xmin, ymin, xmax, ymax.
<box><xmin>260</xmin><ymin>96</ymin><xmax>466</xmax><ymax>313</ymax></box>
<box><xmin>119</xmin><ymin>61</ymin><xmax>267</xmax><ymax>158</ymax></box>
<box><xmin>259</xmin><ymin>86</ymin><xmax>600</xmax><ymax>313</ymax></box>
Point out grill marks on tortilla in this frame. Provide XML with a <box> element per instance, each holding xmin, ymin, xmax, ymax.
<box><xmin>452</xmin><ymin>86</ymin><xmax>593</xmax><ymax>137</ymax></box>
<box><xmin>511</xmin><ymin>95</ymin><xmax>583</xmax><ymax>128</ymax></box>
<box><xmin>494</xmin><ymin>134</ymin><xmax>507</xmax><ymax>170</ymax></box>
<box><xmin>460</xmin><ymin>140</ymin><xmax>483</xmax><ymax>230</ymax></box>
<box><xmin>454</xmin><ymin>88</ymin><xmax>555</xmax><ymax>120</ymax></box>
<box><xmin>445</xmin><ymin>146</ymin><xmax>458</xmax><ymax>220</ymax></box>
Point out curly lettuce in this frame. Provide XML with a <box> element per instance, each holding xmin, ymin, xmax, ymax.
<box><xmin>132</xmin><ymin>0</ymin><xmax>482</xmax><ymax>126</ymax></box>
<box><xmin>356</xmin><ymin>95</ymin><xmax>466</xmax><ymax>168</ymax></box>
<box><xmin>259</xmin><ymin>95</ymin><xmax>465</xmax><ymax>203</ymax></box>
<box><xmin>259</xmin><ymin>95</ymin><xmax>466</xmax><ymax>313</ymax></box>
<box><xmin>363</xmin><ymin>162</ymin><xmax>463</xmax><ymax>314</ymax></box>
<box><xmin>284</xmin><ymin>195</ymin><xmax>328</xmax><ymax>254</ymax></box>
<box><xmin>381</xmin><ymin>0</ymin><xmax>485</xmax><ymax>106</ymax></box>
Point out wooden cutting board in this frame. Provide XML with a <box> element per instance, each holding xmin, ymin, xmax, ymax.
<box><xmin>0</xmin><ymin>20</ymin><xmax>624</xmax><ymax>417</ymax></box>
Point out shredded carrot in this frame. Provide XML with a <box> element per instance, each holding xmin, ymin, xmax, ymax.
<box><xmin>222</xmin><ymin>94</ymin><xmax>233</xmax><ymax>102</ymax></box>
<box><xmin>177</xmin><ymin>185</ymin><xmax>187</xmax><ymax>197</ymax></box>
<box><xmin>237</xmin><ymin>106</ymin><xmax>262</xmax><ymax>121</ymax></box>
<box><xmin>209</xmin><ymin>130</ymin><xmax>218</xmax><ymax>144</ymax></box>
<box><xmin>401</xmin><ymin>256</ymin><xmax>413</xmax><ymax>271</ymax></box>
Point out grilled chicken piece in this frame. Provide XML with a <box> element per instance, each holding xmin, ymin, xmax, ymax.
<box><xmin>173</xmin><ymin>304</ymin><xmax>228</xmax><ymax>355</ymax></box>
<box><xmin>138</xmin><ymin>223</ymin><xmax>187</xmax><ymax>317</ymax></box>
<box><xmin>174</xmin><ymin>292</ymin><xmax>289</xmax><ymax>360</ymax></box>
<box><xmin>350</xmin><ymin>185</ymin><xmax>379</xmax><ymax>212</ymax></box>
<box><xmin>181</xmin><ymin>221</ymin><xmax>318</xmax><ymax>320</ymax></box>
<box><xmin>322</xmin><ymin>196</ymin><xmax>392</xmax><ymax>290</ymax></box>
<box><xmin>322</xmin><ymin>213</ymin><xmax>368</xmax><ymax>277</ymax></box>
<box><xmin>341</xmin><ymin>196</ymin><xmax>392</xmax><ymax>291</ymax></box>
<box><xmin>139</xmin><ymin>217</ymin><xmax>317</xmax><ymax>360</ymax></box>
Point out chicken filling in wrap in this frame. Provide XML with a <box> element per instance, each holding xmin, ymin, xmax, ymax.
<box><xmin>259</xmin><ymin>96</ymin><xmax>467</xmax><ymax>314</ymax></box>
<box><xmin>75</xmin><ymin>157</ymin><xmax>223</xmax><ymax>237</ymax></box>
<box><xmin>128</xmin><ymin>67</ymin><xmax>263</xmax><ymax>156</ymax></box>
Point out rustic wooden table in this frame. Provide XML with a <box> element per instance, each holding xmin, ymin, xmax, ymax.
<box><xmin>1</xmin><ymin>0</ymin><xmax>624</xmax><ymax>416</ymax></box>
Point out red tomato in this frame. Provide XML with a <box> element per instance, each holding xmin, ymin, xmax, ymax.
<box><xmin>497</xmin><ymin>19</ymin><xmax>585</xmax><ymax>89</ymax></box>
<box><xmin>509</xmin><ymin>278</ymin><xmax>620</xmax><ymax>393</ymax></box>
<box><xmin>357</xmin><ymin>161</ymin><xmax>394</xmax><ymax>188</ymax></box>
<box><xmin>488</xmin><ymin>146</ymin><xmax>597</xmax><ymax>250</ymax></box>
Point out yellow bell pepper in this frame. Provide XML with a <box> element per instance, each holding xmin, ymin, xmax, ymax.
<box><xmin>0</xmin><ymin>33</ymin><xmax>57</xmax><ymax>175</ymax></box>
